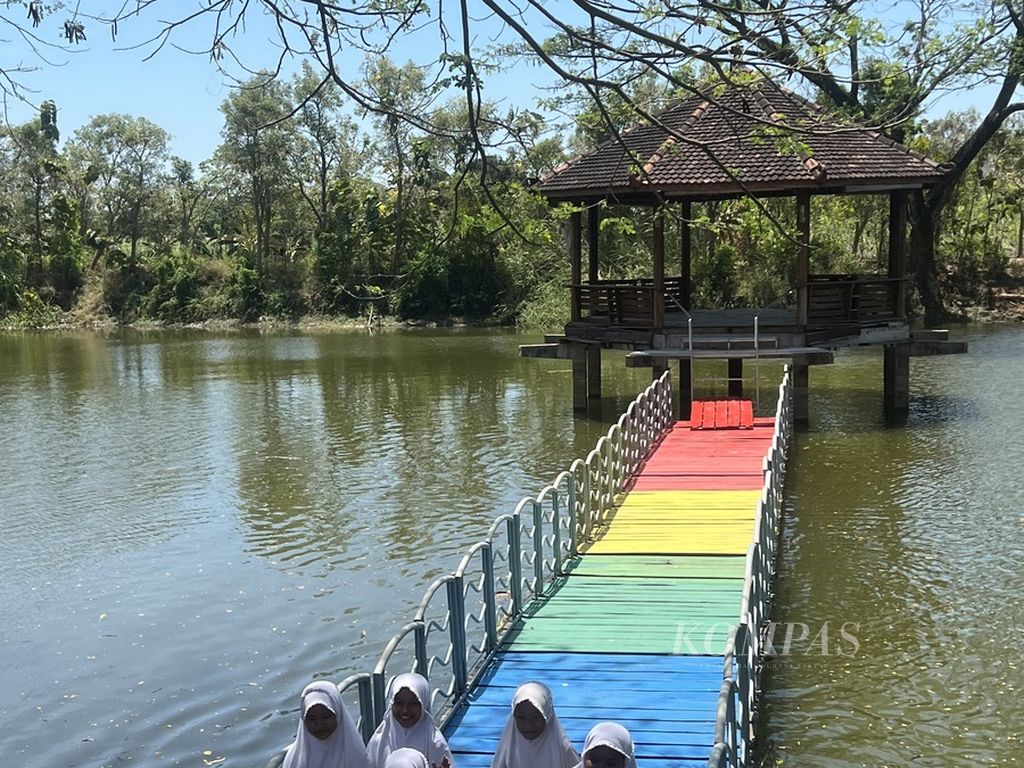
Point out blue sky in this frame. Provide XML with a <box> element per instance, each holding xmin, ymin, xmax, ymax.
<box><xmin>2</xmin><ymin>4</ymin><xmax>559</xmax><ymax>166</ymax></box>
<box><xmin>1</xmin><ymin>4</ymin><xmax>1009</xmax><ymax>167</ymax></box>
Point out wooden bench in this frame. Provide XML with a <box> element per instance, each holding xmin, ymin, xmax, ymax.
<box><xmin>689</xmin><ymin>398</ymin><xmax>754</xmax><ymax>429</ymax></box>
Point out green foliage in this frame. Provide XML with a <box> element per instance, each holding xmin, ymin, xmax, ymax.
<box><xmin>311</xmin><ymin>177</ymin><xmax>365</xmax><ymax>313</ymax></box>
<box><xmin>145</xmin><ymin>249</ymin><xmax>203</xmax><ymax>321</ymax></box>
<box><xmin>6</xmin><ymin>289</ymin><xmax>62</xmax><ymax>328</ymax></box>
<box><xmin>396</xmin><ymin>247</ymin><xmax>449</xmax><ymax>318</ymax></box>
<box><xmin>45</xmin><ymin>191</ymin><xmax>85</xmax><ymax>309</ymax></box>
<box><xmin>517</xmin><ymin>280</ymin><xmax>570</xmax><ymax>330</ymax></box>
<box><xmin>0</xmin><ymin>228</ymin><xmax>25</xmax><ymax>312</ymax></box>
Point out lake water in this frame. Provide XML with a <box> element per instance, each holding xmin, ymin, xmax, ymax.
<box><xmin>1</xmin><ymin>325</ymin><xmax>1018</xmax><ymax>767</ymax></box>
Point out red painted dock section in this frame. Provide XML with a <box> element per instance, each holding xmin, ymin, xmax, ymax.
<box><xmin>632</xmin><ymin>413</ymin><xmax>774</xmax><ymax>491</ymax></box>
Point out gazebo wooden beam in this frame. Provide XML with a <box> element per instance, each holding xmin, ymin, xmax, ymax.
<box><xmin>570</xmin><ymin>210</ymin><xmax>582</xmax><ymax>322</ymax></box>
<box><xmin>796</xmin><ymin>191</ymin><xmax>811</xmax><ymax>328</ymax></box>
<box><xmin>653</xmin><ymin>207</ymin><xmax>666</xmax><ymax>329</ymax></box>
<box><xmin>588</xmin><ymin>205</ymin><xmax>600</xmax><ymax>282</ymax></box>
<box><xmin>680</xmin><ymin>200</ymin><xmax>692</xmax><ymax>310</ymax></box>
<box><xmin>888</xmin><ymin>190</ymin><xmax>908</xmax><ymax>318</ymax></box>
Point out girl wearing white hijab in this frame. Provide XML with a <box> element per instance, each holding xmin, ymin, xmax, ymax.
<box><xmin>574</xmin><ymin>722</ymin><xmax>637</xmax><ymax>768</ymax></box>
<box><xmin>283</xmin><ymin>680</ymin><xmax>371</xmax><ymax>768</ymax></box>
<box><xmin>366</xmin><ymin>672</ymin><xmax>453</xmax><ymax>768</ymax></box>
<box><xmin>383</xmin><ymin>749</ymin><xmax>431</xmax><ymax>768</ymax></box>
<box><xmin>491</xmin><ymin>681</ymin><xmax>578</xmax><ymax>768</ymax></box>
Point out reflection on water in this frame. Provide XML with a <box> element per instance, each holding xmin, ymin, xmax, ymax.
<box><xmin>760</xmin><ymin>326</ymin><xmax>1024</xmax><ymax>767</ymax></box>
<box><xmin>0</xmin><ymin>328</ymin><xmax>651</xmax><ymax>767</ymax></box>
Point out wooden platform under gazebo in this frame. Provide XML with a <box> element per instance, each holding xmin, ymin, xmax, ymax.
<box><xmin>519</xmin><ymin>78</ymin><xmax>966</xmax><ymax>420</ymax></box>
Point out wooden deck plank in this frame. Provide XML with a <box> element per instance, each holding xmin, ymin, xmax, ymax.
<box><xmin>563</xmin><ymin>554</ymin><xmax>746</xmax><ymax>580</ymax></box>
<box><xmin>582</xmin><ymin>532</ymin><xmax>754</xmax><ymax>555</ymax></box>
<box><xmin>614</xmin><ymin>489</ymin><xmax>761</xmax><ymax>510</ymax></box>
<box><xmin>502</xmin><ymin>620</ymin><xmax>733</xmax><ymax>654</ymax></box>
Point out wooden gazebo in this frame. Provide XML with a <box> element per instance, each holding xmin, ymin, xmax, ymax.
<box><xmin>521</xmin><ymin>78</ymin><xmax>965</xmax><ymax>419</ymax></box>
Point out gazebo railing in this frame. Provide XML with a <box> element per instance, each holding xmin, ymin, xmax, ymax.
<box><xmin>806</xmin><ymin>273</ymin><xmax>905</xmax><ymax>326</ymax></box>
<box><xmin>573</xmin><ymin>277</ymin><xmax>685</xmax><ymax>325</ymax></box>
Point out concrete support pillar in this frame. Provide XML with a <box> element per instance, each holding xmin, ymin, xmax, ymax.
<box><xmin>883</xmin><ymin>343</ymin><xmax>910</xmax><ymax>414</ymax></box>
<box><xmin>793</xmin><ymin>364</ymin><xmax>810</xmax><ymax>424</ymax></box>
<box><xmin>679</xmin><ymin>360</ymin><xmax>692</xmax><ymax>420</ymax></box>
<box><xmin>728</xmin><ymin>358</ymin><xmax>743</xmax><ymax>397</ymax></box>
<box><xmin>571</xmin><ymin>345</ymin><xmax>587</xmax><ymax>412</ymax></box>
<box><xmin>586</xmin><ymin>345</ymin><xmax>602</xmax><ymax>403</ymax></box>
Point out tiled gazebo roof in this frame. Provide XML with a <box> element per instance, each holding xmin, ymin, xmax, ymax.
<box><xmin>538</xmin><ymin>79</ymin><xmax>947</xmax><ymax>201</ymax></box>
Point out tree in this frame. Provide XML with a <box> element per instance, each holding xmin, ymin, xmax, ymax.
<box><xmin>167</xmin><ymin>156</ymin><xmax>208</xmax><ymax>249</ymax></box>
<box><xmin>65</xmin><ymin>114</ymin><xmax>170</xmax><ymax>263</ymax></box>
<box><xmin>289</xmin><ymin>63</ymin><xmax>365</xmax><ymax>236</ymax></box>
<box><xmin>217</xmin><ymin>74</ymin><xmax>296</xmax><ymax>272</ymax></box>
<box><xmin>4</xmin><ymin>104</ymin><xmax>62</xmax><ymax>285</ymax></box>
<box><xmin>361</xmin><ymin>58</ymin><xmax>439</xmax><ymax>276</ymax></box>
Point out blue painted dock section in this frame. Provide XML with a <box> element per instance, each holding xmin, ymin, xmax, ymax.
<box><xmin>446</xmin><ymin>652</ymin><xmax>721</xmax><ymax>767</ymax></box>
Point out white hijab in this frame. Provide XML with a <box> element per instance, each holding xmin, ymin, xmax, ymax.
<box><xmin>384</xmin><ymin>748</ymin><xmax>431</xmax><ymax>768</ymax></box>
<box><xmin>574</xmin><ymin>722</ymin><xmax>637</xmax><ymax>768</ymax></box>
<box><xmin>283</xmin><ymin>680</ymin><xmax>371</xmax><ymax>768</ymax></box>
<box><xmin>491</xmin><ymin>681</ymin><xmax>578</xmax><ymax>768</ymax></box>
<box><xmin>366</xmin><ymin>673</ymin><xmax>453</xmax><ymax>768</ymax></box>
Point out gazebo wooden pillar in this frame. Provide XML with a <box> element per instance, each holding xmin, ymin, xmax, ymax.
<box><xmin>884</xmin><ymin>190</ymin><xmax>910</xmax><ymax>414</ymax></box>
<box><xmin>569</xmin><ymin>211</ymin><xmax>582</xmax><ymax>321</ymax></box>
<box><xmin>588</xmin><ymin>206</ymin><xmax>601</xmax><ymax>282</ymax></box>
<box><xmin>793</xmin><ymin>191</ymin><xmax>812</xmax><ymax>423</ymax></box>
<box><xmin>653</xmin><ymin>207</ymin><xmax>666</xmax><ymax>330</ymax></box>
<box><xmin>679</xmin><ymin>200</ymin><xmax>693</xmax><ymax>415</ymax></box>
<box><xmin>568</xmin><ymin>210</ymin><xmax>588</xmax><ymax>412</ymax></box>
<box><xmin>651</xmin><ymin>207</ymin><xmax>670</xmax><ymax>389</ymax></box>
<box><xmin>680</xmin><ymin>200</ymin><xmax>692</xmax><ymax>310</ymax></box>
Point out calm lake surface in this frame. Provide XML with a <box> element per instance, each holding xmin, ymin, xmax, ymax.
<box><xmin>1</xmin><ymin>325</ymin><xmax>1019</xmax><ymax>767</ymax></box>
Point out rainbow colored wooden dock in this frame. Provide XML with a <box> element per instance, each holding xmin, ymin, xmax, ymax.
<box><xmin>442</xmin><ymin>411</ymin><xmax>778</xmax><ymax>767</ymax></box>
<box><xmin>265</xmin><ymin>372</ymin><xmax>790</xmax><ymax>768</ymax></box>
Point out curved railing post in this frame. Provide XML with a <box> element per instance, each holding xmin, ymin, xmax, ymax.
<box><xmin>582</xmin><ymin>465</ymin><xmax>593</xmax><ymax>541</ymax></box>
<box><xmin>481</xmin><ymin>542</ymin><xmax>498</xmax><ymax>652</ymax></box>
<box><xmin>551</xmin><ymin>488</ymin><xmax>563</xmax><ymax>575</ymax></box>
<box><xmin>736</xmin><ymin>623</ymin><xmax>751</xmax><ymax>763</ymax></box>
<box><xmin>567</xmin><ymin>471</ymin><xmax>580</xmax><ymax>557</ymax></box>
<box><xmin>707</xmin><ymin>742</ymin><xmax>730</xmax><ymax>768</ymax></box>
<box><xmin>414</xmin><ymin>623</ymin><xmax>428</xmax><ymax>678</ymax></box>
<box><xmin>337</xmin><ymin>673</ymin><xmax>375</xmax><ymax>745</ymax></box>
<box><xmin>532</xmin><ymin>499</ymin><xmax>544</xmax><ymax>594</ymax></box>
<box><xmin>371</xmin><ymin>668</ymin><xmax>387</xmax><ymax>728</ymax></box>
<box><xmin>446</xmin><ymin>576</ymin><xmax>467</xmax><ymax>701</ymax></box>
<box><xmin>604</xmin><ymin>435</ymin><xmax>615</xmax><ymax>504</ymax></box>
<box><xmin>507</xmin><ymin>512</ymin><xmax>522</xmax><ymax>615</ymax></box>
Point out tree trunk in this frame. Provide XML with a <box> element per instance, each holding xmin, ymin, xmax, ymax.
<box><xmin>29</xmin><ymin>178</ymin><xmax>44</xmax><ymax>286</ymax></box>
<box><xmin>130</xmin><ymin>202</ymin><xmax>140</xmax><ymax>264</ymax></box>
<box><xmin>392</xmin><ymin>123</ymin><xmax>404</xmax><ymax>276</ymax></box>
<box><xmin>1018</xmin><ymin>205</ymin><xmax>1023</xmax><ymax>260</ymax></box>
<box><xmin>908</xmin><ymin>190</ymin><xmax>946</xmax><ymax>326</ymax></box>
<box><xmin>851</xmin><ymin>214</ymin><xmax>868</xmax><ymax>258</ymax></box>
